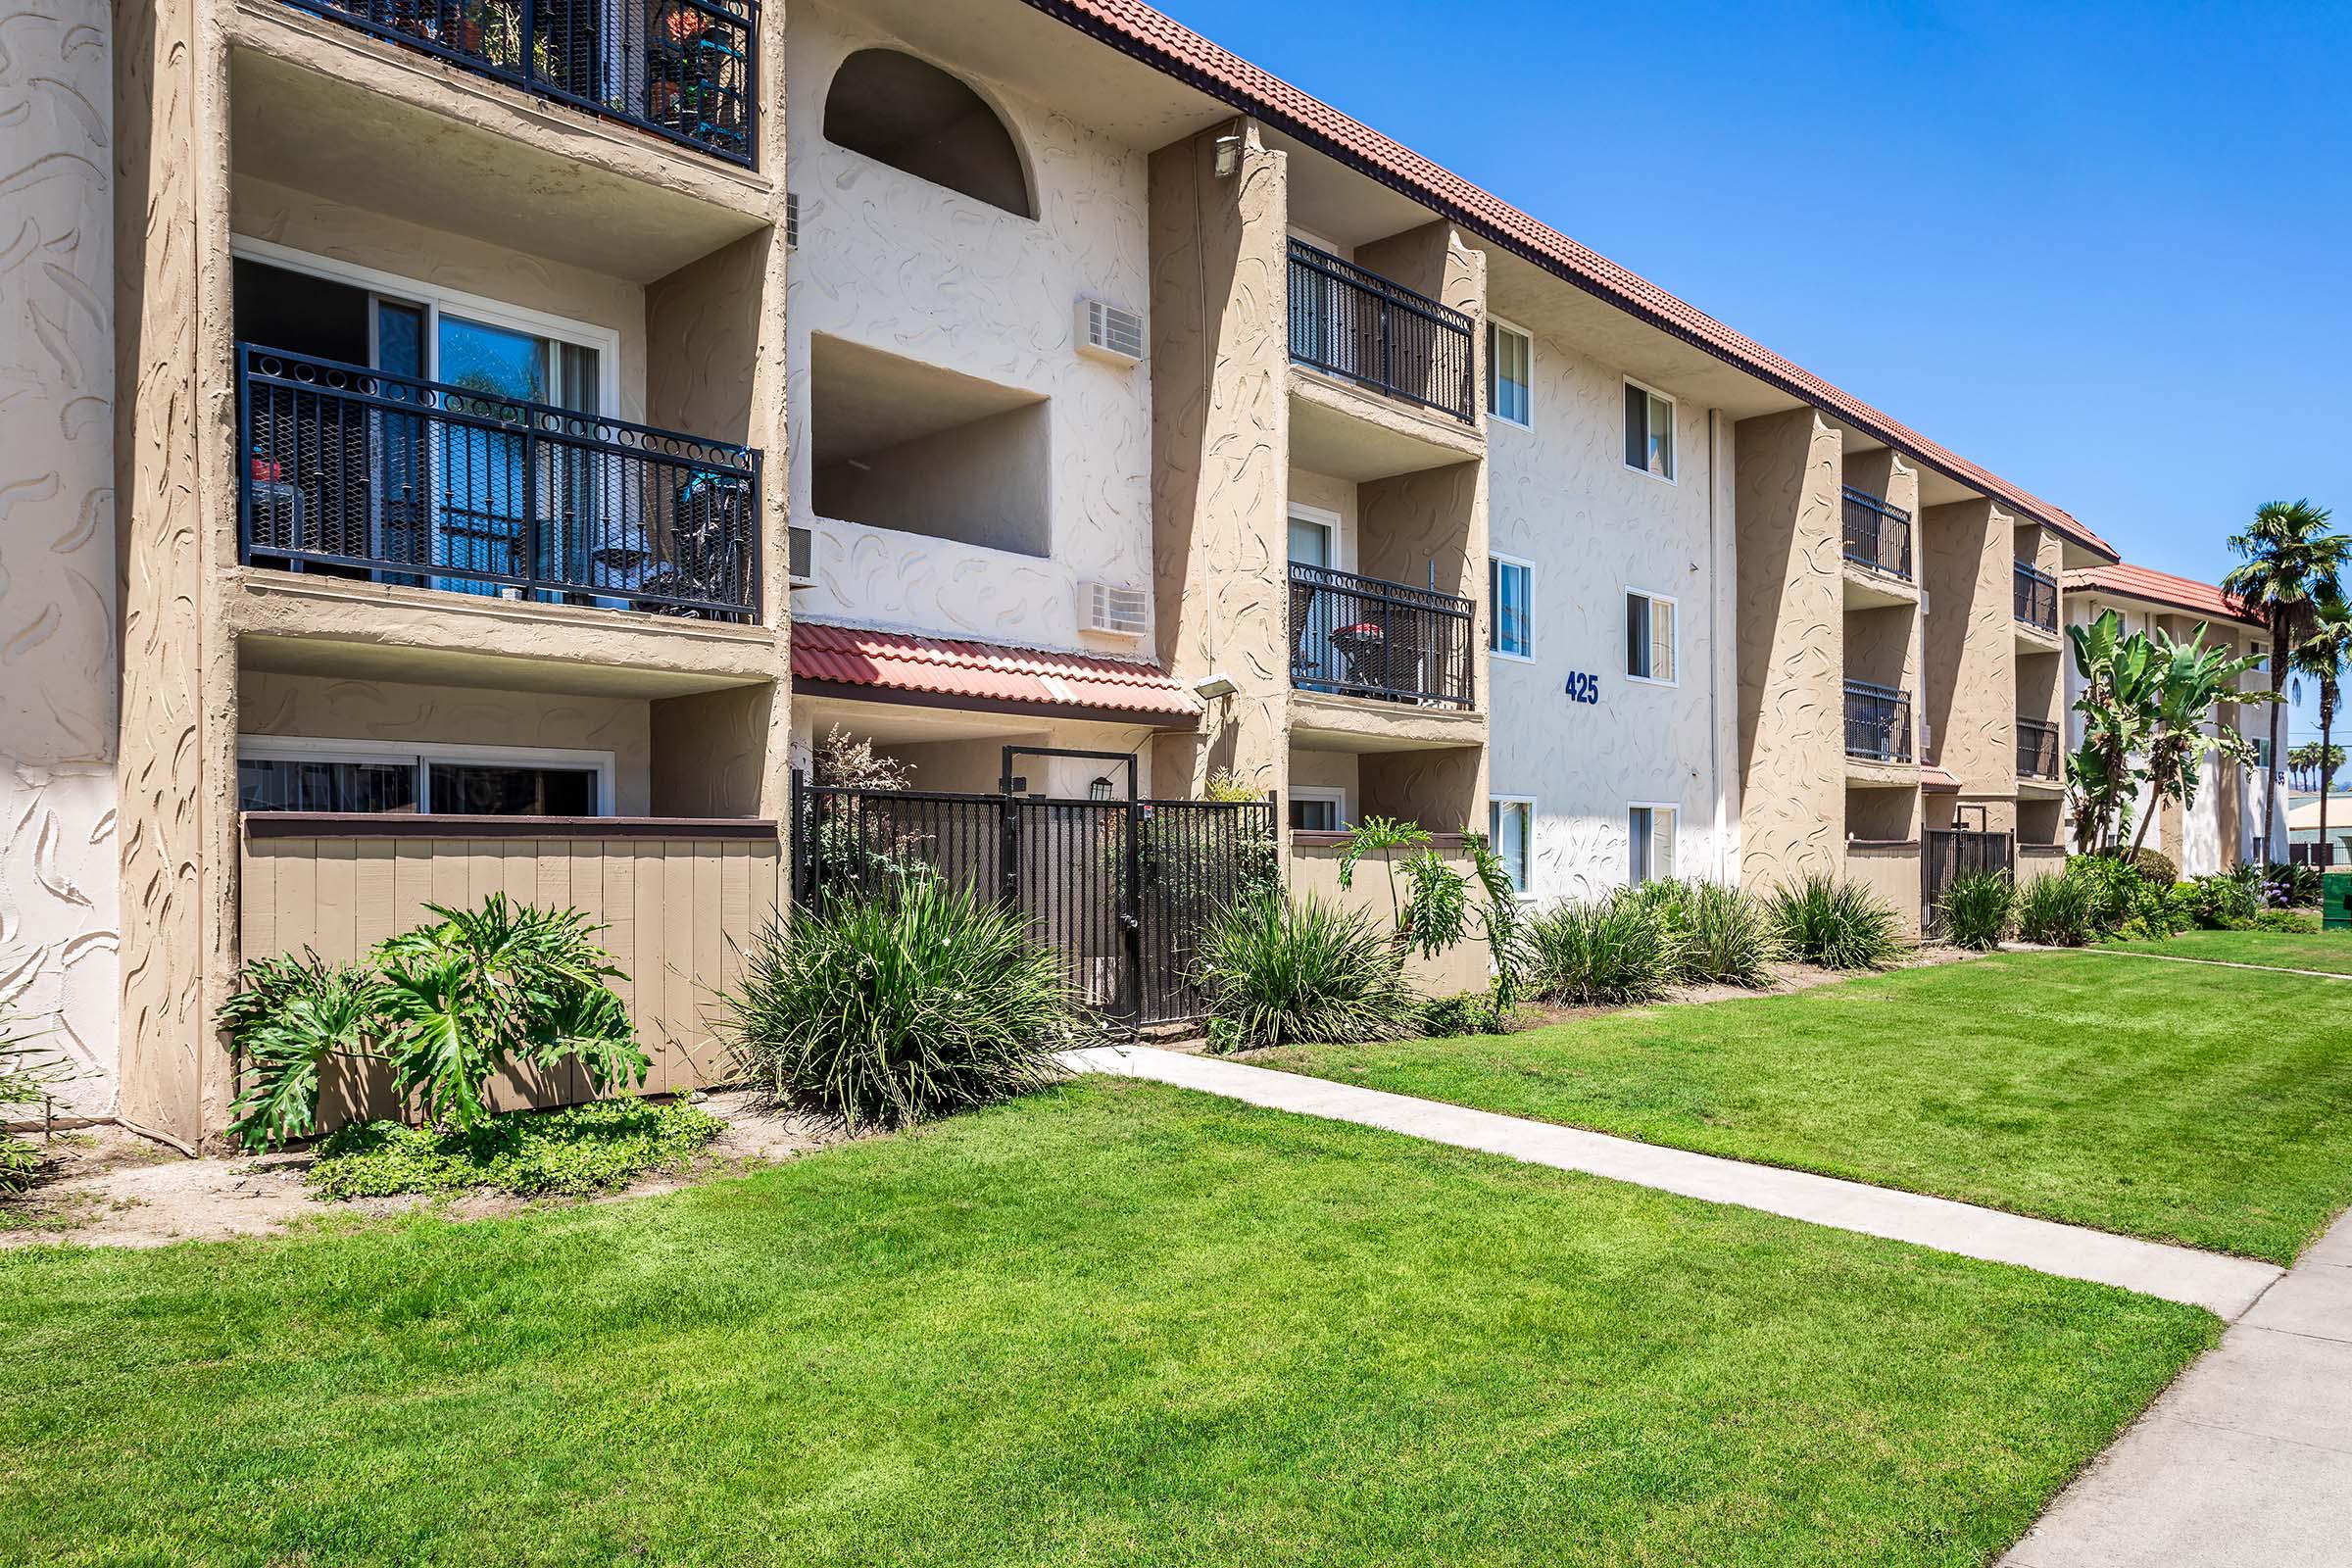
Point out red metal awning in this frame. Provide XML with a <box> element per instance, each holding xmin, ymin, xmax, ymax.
<box><xmin>791</xmin><ymin>620</ymin><xmax>1200</xmax><ymax>725</ymax></box>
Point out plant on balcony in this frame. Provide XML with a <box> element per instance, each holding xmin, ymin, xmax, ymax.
<box><xmin>1765</xmin><ymin>877</ymin><xmax>1906</xmax><ymax>970</ymax></box>
<box><xmin>1197</xmin><ymin>887</ymin><xmax>1415</xmax><ymax>1054</ymax></box>
<box><xmin>221</xmin><ymin>897</ymin><xmax>647</xmax><ymax>1152</ymax></box>
<box><xmin>719</xmin><ymin>879</ymin><xmax>1075</xmax><ymax>1132</ymax></box>
<box><xmin>1937</xmin><ymin>871</ymin><xmax>2016</xmax><ymax>951</ymax></box>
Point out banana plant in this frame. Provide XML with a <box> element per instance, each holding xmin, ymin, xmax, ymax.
<box><xmin>2066</xmin><ymin>610</ymin><xmax>2160</xmax><ymax>852</ymax></box>
<box><xmin>2127</xmin><ymin>627</ymin><xmax>2276</xmax><ymax>859</ymax></box>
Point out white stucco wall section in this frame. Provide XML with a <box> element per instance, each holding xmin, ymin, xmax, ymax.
<box><xmin>783</xmin><ymin>2</ymin><xmax>1153</xmax><ymax>657</ymax></box>
<box><xmin>1484</xmin><ymin>332</ymin><xmax>1737</xmax><ymax>901</ymax></box>
<box><xmin>0</xmin><ymin>7</ymin><xmax>120</xmax><ymax>1116</ymax></box>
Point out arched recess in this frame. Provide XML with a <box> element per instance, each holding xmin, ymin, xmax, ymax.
<box><xmin>823</xmin><ymin>49</ymin><xmax>1035</xmax><ymax>220</ymax></box>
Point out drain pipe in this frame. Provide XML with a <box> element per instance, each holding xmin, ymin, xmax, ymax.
<box><xmin>1707</xmin><ymin>408</ymin><xmax>1728</xmax><ymax>883</ymax></box>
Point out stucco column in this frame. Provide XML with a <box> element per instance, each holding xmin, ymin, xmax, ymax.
<box><xmin>1146</xmin><ymin>120</ymin><xmax>1290</xmax><ymax>802</ymax></box>
<box><xmin>1923</xmin><ymin>497</ymin><xmax>2018</xmax><ymax>829</ymax></box>
<box><xmin>1733</xmin><ymin>408</ymin><xmax>1845</xmax><ymax>885</ymax></box>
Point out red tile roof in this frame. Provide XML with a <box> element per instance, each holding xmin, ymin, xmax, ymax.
<box><xmin>791</xmin><ymin>620</ymin><xmax>1200</xmax><ymax>721</ymax></box>
<box><xmin>2062</xmin><ymin>564</ymin><xmax>2263</xmax><ymax>630</ymax></box>
<box><xmin>1021</xmin><ymin>0</ymin><xmax>2119</xmax><ymax>562</ymax></box>
<box><xmin>1921</xmin><ymin>764</ymin><xmax>1961</xmax><ymax>793</ymax></box>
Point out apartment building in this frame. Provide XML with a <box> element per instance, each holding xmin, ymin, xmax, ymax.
<box><xmin>2062</xmin><ymin>564</ymin><xmax>2280</xmax><ymax>873</ymax></box>
<box><xmin>37</xmin><ymin>0</ymin><xmax>2123</xmax><ymax>1142</ymax></box>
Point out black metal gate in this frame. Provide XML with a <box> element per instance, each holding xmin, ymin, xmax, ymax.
<box><xmin>1923</xmin><ymin>828</ymin><xmax>2014</xmax><ymax>935</ymax></box>
<box><xmin>790</xmin><ymin>760</ymin><xmax>1274</xmax><ymax>1028</ymax></box>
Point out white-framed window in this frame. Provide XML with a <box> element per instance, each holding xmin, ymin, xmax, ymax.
<box><xmin>236</xmin><ymin>736</ymin><xmax>616</xmax><ymax>817</ymax></box>
<box><xmin>1624</xmin><ymin>378</ymin><xmax>1676</xmax><ymax>480</ymax></box>
<box><xmin>1488</xmin><ymin>318</ymin><xmax>1533</xmax><ymax>428</ymax></box>
<box><xmin>1629</xmin><ymin>804</ymin><xmax>1677</xmax><ymax>885</ymax></box>
<box><xmin>1289</xmin><ymin>787</ymin><xmax>1348</xmax><ymax>833</ymax></box>
<box><xmin>1490</xmin><ymin>797</ymin><xmax>1535</xmax><ymax>896</ymax></box>
<box><xmin>1491</xmin><ymin>554</ymin><xmax>1535</xmax><ymax>661</ymax></box>
<box><xmin>1626</xmin><ymin>589</ymin><xmax>1678</xmax><ymax>685</ymax></box>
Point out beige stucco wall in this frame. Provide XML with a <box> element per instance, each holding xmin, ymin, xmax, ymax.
<box><xmin>1845</xmin><ymin>841</ymin><xmax>1921</xmax><ymax>939</ymax></box>
<box><xmin>238</xmin><ymin>670</ymin><xmax>657</xmax><ymax>813</ymax></box>
<box><xmin>1922</xmin><ymin>498</ymin><xmax>2017</xmax><ymax>801</ymax></box>
<box><xmin>784</xmin><ymin>1</ymin><xmax>1152</xmax><ymax>654</ymax></box>
<box><xmin>1287</xmin><ymin>839</ymin><xmax>1491</xmax><ymax>997</ymax></box>
<box><xmin>1148</xmin><ymin>120</ymin><xmax>1290</xmax><ymax>800</ymax></box>
<box><xmin>3</xmin><ymin>5</ymin><xmax>121</xmax><ymax>1118</ymax></box>
<box><xmin>1735</xmin><ymin>408</ymin><xmax>1844</xmax><ymax>888</ymax></box>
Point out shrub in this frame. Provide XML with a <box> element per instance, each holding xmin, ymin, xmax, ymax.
<box><xmin>2251</xmin><ymin>907</ymin><xmax>2321</xmax><ymax>933</ymax></box>
<box><xmin>2063</xmin><ymin>855</ymin><xmax>2140</xmax><ymax>934</ymax></box>
<box><xmin>2264</xmin><ymin>861</ymin><xmax>2324</xmax><ymax>908</ymax></box>
<box><xmin>1196</xmin><ymin>888</ymin><xmax>1416</xmax><ymax>1054</ymax></box>
<box><xmin>1938</xmin><ymin>870</ymin><xmax>2015</xmax><ymax>951</ymax></box>
<box><xmin>2018</xmin><ymin>870</ymin><xmax>2097</xmax><ymax>946</ymax></box>
<box><xmin>2128</xmin><ymin>847</ymin><xmax>2178</xmax><ymax>886</ymax></box>
<box><xmin>721</xmin><ymin>879</ymin><xmax>1075</xmax><ymax>1130</ymax></box>
<box><xmin>220</xmin><ymin>897</ymin><xmax>647</xmax><ymax>1152</ymax></box>
<box><xmin>1524</xmin><ymin>894</ymin><xmax>1672</xmax><ymax>1005</ymax></box>
<box><xmin>2181</xmin><ymin>871</ymin><xmax>2261</xmax><ymax>930</ymax></box>
<box><xmin>1418</xmin><ymin>991</ymin><xmax>1494</xmax><ymax>1038</ymax></box>
<box><xmin>1766</xmin><ymin>876</ymin><xmax>1907</xmax><ymax>970</ymax></box>
<box><xmin>308</xmin><ymin>1097</ymin><xmax>723</xmax><ymax>1201</ymax></box>
<box><xmin>1671</xmin><ymin>881</ymin><xmax>1781</xmax><ymax>987</ymax></box>
<box><xmin>1</xmin><ymin>1013</ymin><xmax>69</xmax><ymax>1196</ymax></box>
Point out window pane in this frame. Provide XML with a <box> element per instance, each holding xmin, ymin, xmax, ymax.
<box><xmin>1491</xmin><ymin>800</ymin><xmax>1529</xmax><ymax>894</ymax></box>
<box><xmin>239</xmin><ymin>758</ymin><xmax>419</xmax><ymax>813</ymax></box>
<box><xmin>1493</xmin><ymin>561</ymin><xmax>1531</xmax><ymax>656</ymax></box>
<box><xmin>1654</xmin><ymin>808</ymin><xmax>1677</xmax><ymax>881</ymax></box>
<box><xmin>428</xmin><ymin>763</ymin><xmax>597</xmax><ymax>816</ymax></box>
<box><xmin>1489</xmin><ymin>325</ymin><xmax>1531</xmax><ymax>425</ymax></box>
<box><xmin>1289</xmin><ymin>798</ymin><xmax>1338</xmax><ymax>832</ymax></box>
<box><xmin>1627</xmin><ymin>593</ymin><xmax>1650</xmax><ymax>678</ymax></box>
<box><xmin>1630</xmin><ymin>807</ymin><xmax>1651</xmax><ymax>884</ymax></box>
<box><xmin>1652</xmin><ymin>598</ymin><xmax>1676</xmax><ymax>684</ymax></box>
<box><xmin>1625</xmin><ymin>382</ymin><xmax>1646</xmax><ymax>468</ymax></box>
<box><xmin>1648</xmin><ymin>393</ymin><xmax>1675</xmax><ymax>478</ymax></box>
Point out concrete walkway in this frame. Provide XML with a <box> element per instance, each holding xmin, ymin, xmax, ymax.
<box><xmin>1063</xmin><ymin>1044</ymin><xmax>2281</xmax><ymax>1318</ymax></box>
<box><xmin>2000</xmin><ymin>1212</ymin><xmax>2352</xmax><ymax>1567</ymax></box>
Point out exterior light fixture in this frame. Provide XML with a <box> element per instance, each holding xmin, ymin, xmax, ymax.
<box><xmin>1213</xmin><ymin>134</ymin><xmax>1242</xmax><ymax>178</ymax></box>
<box><xmin>1194</xmin><ymin>672</ymin><xmax>1238</xmax><ymax>700</ymax></box>
<box><xmin>1089</xmin><ymin>776</ymin><xmax>1114</xmax><ymax>801</ymax></box>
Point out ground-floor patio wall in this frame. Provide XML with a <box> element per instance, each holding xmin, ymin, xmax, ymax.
<box><xmin>1288</xmin><ymin>836</ymin><xmax>1492</xmax><ymax>997</ymax></box>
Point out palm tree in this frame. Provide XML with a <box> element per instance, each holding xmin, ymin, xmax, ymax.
<box><xmin>2222</xmin><ymin>500</ymin><xmax>2351</xmax><ymax>860</ymax></box>
<box><xmin>2296</xmin><ymin>591</ymin><xmax>2352</xmax><ymax>868</ymax></box>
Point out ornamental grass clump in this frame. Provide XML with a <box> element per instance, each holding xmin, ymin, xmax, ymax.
<box><xmin>1767</xmin><ymin>876</ymin><xmax>1907</xmax><ymax>970</ymax></box>
<box><xmin>2017</xmin><ymin>869</ymin><xmax>2097</xmax><ymax>947</ymax></box>
<box><xmin>1937</xmin><ymin>870</ymin><xmax>2016</xmax><ymax>951</ymax></box>
<box><xmin>1197</xmin><ymin>888</ymin><xmax>1416</xmax><ymax>1054</ymax></box>
<box><xmin>1523</xmin><ymin>893</ymin><xmax>1672</xmax><ymax>1005</ymax></box>
<box><xmin>720</xmin><ymin>878</ymin><xmax>1076</xmax><ymax>1132</ymax></box>
<box><xmin>1669</xmin><ymin>881</ymin><xmax>1781</xmax><ymax>987</ymax></box>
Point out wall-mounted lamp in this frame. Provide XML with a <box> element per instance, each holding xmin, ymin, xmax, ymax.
<box><xmin>1213</xmin><ymin>134</ymin><xmax>1243</xmax><ymax>178</ymax></box>
<box><xmin>1088</xmin><ymin>776</ymin><xmax>1114</xmax><ymax>802</ymax></box>
<box><xmin>1194</xmin><ymin>672</ymin><xmax>1239</xmax><ymax>701</ymax></box>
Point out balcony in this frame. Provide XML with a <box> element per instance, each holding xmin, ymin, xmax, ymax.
<box><xmin>282</xmin><ymin>0</ymin><xmax>759</xmax><ymax>166</ymax></box>
<box><xmin>2015</xmin><ymin>561</ymin><xmax>2059</xmax><ymax>635</ymax></box>
<box><xmin>1843</xmin><ymin>678</ymin><xmax>1914</xmax><ymax>763</ymax></box>
<box><xmin>2018</xmin><ymin>716</ymin><xmax>2063</xmax><ymax>781</ymax></box>
<box><xmin>1287</xmin><ymin>239</ymin><xmax>1475</xmax><ymax>423</ymax></box>
<box><xmin>237</xmin><ymin>344</ymin><xmax>761</xmax><ymax>621</ymax></box>
<box><xmin>1841</xmin><ymin>485</ymin><xmax>1913</xmax><ymax>579</ymax></box>
<box><xmin>1289</xmin><ymin>564</ymin><xmax>1475</xmax><ymax>709</ymax></box>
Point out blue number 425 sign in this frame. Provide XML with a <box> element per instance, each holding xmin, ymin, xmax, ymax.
<box><xmin>1563</xmin><ymin>671</ymin><xmax>1600</xmax><ymax>706</ymax></box>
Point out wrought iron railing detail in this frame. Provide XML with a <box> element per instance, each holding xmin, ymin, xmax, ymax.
<box><xmin>1286</xmin><ymin>238</ymin><xmax>1476</xmax><ymax>421</ymax></box>
<box><xmin>1843</xmin><ymin>678</ymin><xmax>1914</xmax><ymax>762</ymax></box>
<box><xmin>237</xmin><ymin>344</ymin><xmax>760</xmax><ymax>620</ymax></box>
<box><xmin>1289</xmin><ymin>563</ymin><xmax>1476</xmax><ymax>708</ymax></box>
<box><xmin>286</xmin><ymin>0</ymin><xmax>758</xmax><ymax>166</ymax></box>
<box><xmin>2015</xmin><ymin>560</ymin><xmax>2059</xmax><ymax>633</ymax></box>
<box><xmin>2018</xmin><ymin>716</ymin><xmax>2062</xmax><ymax>780</ymax></box>
<box><xmin>1841</xmin><ymin>485</ymin><xmax>1913</xmax><ymax>579</ymax></box>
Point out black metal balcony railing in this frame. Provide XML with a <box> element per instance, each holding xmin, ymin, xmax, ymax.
<box><xmin>2018</xmin><ymin>716</ymin><xmax>2062</xmax><ymax>780</ymax></box>
<box><xmin>289</xmin><ymin>0</ymin><xmax>758</xmax><ymax>166</ymax></box>
<box><xmin>2015</xmin><ymin>560</ymin><xmax>2059</xmax><ymax>633</ymax></box>
<box><xmin>1843</xmin><ymin>678</ymin><xmax>1914</xmax><ymax>763</ymax></box>
<box><xmin>237</xmin><ymin>344</ymin><xmax>761</xmax><ymax>620</ymax></box>
<box><xmin>1840</xmin><ymin>485</ymin><xmax>1913</xmax><ymax>579</ymax></box>
<box><xmin>1287</xmin><ymin>239</ymin><xmax>1476</xmax><ymax>422</ymax></box>
<box><xmin>1288</xmin><ymin>563</ymin><xmax>1475</xmax><ymax>709</ymax></box>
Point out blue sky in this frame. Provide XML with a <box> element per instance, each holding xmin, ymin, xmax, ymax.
<box><xmin>1155</xmin><ymin>0</ymin><xmax>2352</xmax><ymax>749</ymax></box>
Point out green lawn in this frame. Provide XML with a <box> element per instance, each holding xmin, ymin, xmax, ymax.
<box><xmin>1260</xmin><ymin>951</ymin><xmax>2352</xmax><ymax>1264</ymax></box>
<box><xmin>1</xmin><ymin>1079</ymin><xmax>2211</xmax><ymax>1568</ymax></box>
<box><xmin>2100</xmin><ymin>927</ymin><xmax>2352</xmax><ymax>974</ymax></box>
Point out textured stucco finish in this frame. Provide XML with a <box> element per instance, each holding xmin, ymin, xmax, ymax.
<box><xmin>1288</xmin><ymin>839</ymin><xmax>1489</xmax><ymax>996</ymax></box>
<box><xmin>2</xmin><ymin>2</ymin><xmax>120</xmax><ymax>1115</ymax></box>
<box><xmin>1922</xmin><ymin>498</ymin><xmax>2020</xmax><ymax>811</ymax></box>
<box><xmin>1734</xmin><ymin>409</ymin><xmax>1844</xmax><ymax>887</ymax></box>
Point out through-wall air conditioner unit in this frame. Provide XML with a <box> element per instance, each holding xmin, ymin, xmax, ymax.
<box><xmin>1075</xmin><ymin>298</ymin><xmax>1146</xmax><ymax>367</ymax></box>
<box><xmin>1080</xmin><ymin>581</ymin><xmax>1148</xmax><ymax>637</ymax></box>
<box><xmin>787</xmin><ymin>524</ymin><xmax>817</xmax><ymax>588</ymax></box>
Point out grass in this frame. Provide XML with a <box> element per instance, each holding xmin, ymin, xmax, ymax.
<box><xmin>1260</xmin><ymin>951</ymin><xmax>2352</xmax><ymax>1264</ymax></box>
<box><xmin>2098</xmin><ymin>926</ymin><xmax>2352</xmax><ymax>974</ymax></box>
<box><xmin>0</xmin><ymin>1079</ymin><xmax>2212</xmax><ymax>1568</ymax></box>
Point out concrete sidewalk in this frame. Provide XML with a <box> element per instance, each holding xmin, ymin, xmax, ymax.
<box><xmin>1063</xmin><ymin>1045</ymin><xmax>2281</xmax><ymax>1317</ymax></box>
<box><xmin>2001</xmin><ymin>1212</ymin><xmax>2352</xmax><ymax>1567</ymax></box>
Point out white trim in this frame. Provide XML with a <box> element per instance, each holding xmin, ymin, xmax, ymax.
<box><xmin>1623</xmin><ymin>374</ymin><xmax>1679</xmax><ymax>486</ymax></box>
<box><xmin>1288</xmin><ymin>785</ymin><xmax>1348</xmax><ymax>831</ymax></box>
<box><xmin>1628</xmin><ymin>801</ymin><xmax>1679</xmax><ymax>885</ymax></box>
<box><xmin>1489</xmin><ymin>551</ymin><xmax>1537</xmax><ymax>662</ymax></box>
<box><xmin>1287</xmin><ymin>501</ymin><xmax>1348</xmax><ymax>573</ymax></box>
<box><xmin>1486</xmin><ymin>315</ymin><xmax>1534</xmax><ymax>430</ymax></box>
<box><xmin>1625</xmin><ymin>586</ymin><xmax>1681</xmax><ymax>688</ymax></box>
<box><xmin>237</xmin><ymin>735</ymin><xmax>617</xmax><ymax>816</ymax></box>
<box><xmin>1488</xmin><ymin>795</ymin><xmax>1537</xmax><ymax>898</ymax></box>
<box><xmin>229</xmin><ymin>236</ymin><xmax>623</xmax><ymax>415</ymax></box>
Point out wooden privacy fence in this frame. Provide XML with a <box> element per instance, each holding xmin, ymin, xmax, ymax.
<box><xmin>240</xmin><ymin>813</ymin><xmax>780</xmax><ymax>1127</ymax></box>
